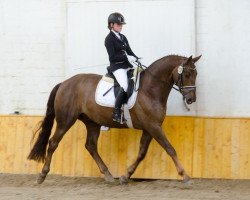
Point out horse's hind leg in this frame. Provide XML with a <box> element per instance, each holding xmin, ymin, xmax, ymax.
<box><xmin>84</xmin><ymin>120</ymin><xmax>114</xmax><ymax>182</ymax></box>
<box><xmin>120</xmin><ymin>130</ymin><xmax>152</xmax><ymax>184</ymax></box>
<box><xmin>37</xmin><ymin>120</ymin><xmax>76</xmax><ymax>184</ymax></box>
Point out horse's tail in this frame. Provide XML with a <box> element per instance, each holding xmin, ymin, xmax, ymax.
<box><xmin>28</xmin><ymin>83</ymin><xmax>61</xmax><ymax>162</ymax></box>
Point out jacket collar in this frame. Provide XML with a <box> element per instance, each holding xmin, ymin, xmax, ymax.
<box><xmin>110</xmin><ymin>31</ymin><xmax>124</xmax><ymax>42</ymax></box>
<box><xmin>111</xmin><ymin>30</ymin><xmax>121</xmax><ymax>39</ymax></box>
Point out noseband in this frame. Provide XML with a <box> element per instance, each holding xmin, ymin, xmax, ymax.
<box><xmin>172</xmin><ymin>65</ymin><xmax>196</xmax><ymax>98</ymax></box>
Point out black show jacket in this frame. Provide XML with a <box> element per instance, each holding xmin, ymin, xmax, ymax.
<box><xmin>105</xmin><ymin>31</ymin><xmax>138</xmax><ymax>73</ymax></box>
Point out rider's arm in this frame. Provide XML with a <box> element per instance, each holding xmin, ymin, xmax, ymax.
<box><xmin>105</xmin><ymin>37</ymin><xmax>127</xmax><ymax>62</ymax></box>
<box><xmin>123</xmin><ymin>36</ymin><xmax>138</xmax><ymax>59</ymax></box>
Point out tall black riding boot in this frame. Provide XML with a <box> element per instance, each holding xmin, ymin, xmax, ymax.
<box><xmin>113</xmin><ymin>88</ymin><xmax>127</xmax><ymax>124</ymax></box>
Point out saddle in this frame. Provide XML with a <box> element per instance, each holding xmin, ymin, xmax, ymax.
<box><xmin>95</xmin><ymin>66</ymin><xmax>143</xmax><ymax>108</ymax></box>
<box><xmin>95</xmin><ymin>66</ymin><xmax>144</xmax><ymax>128</ymax></box>
<box><xmin>104</xmin><ymin>68</ymin><xmax>136</xmax><ymax>101</ymax></box>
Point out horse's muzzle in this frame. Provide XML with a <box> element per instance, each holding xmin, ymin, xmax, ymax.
<box><xmin>186</xmin><ymin>97</ymin><xmax>195</xmax><ymax>104</ymax></box>
<box><xmin>185</xmin><ymin>91</ymin><xmax>196</xmax><ymax>104</ymax></box>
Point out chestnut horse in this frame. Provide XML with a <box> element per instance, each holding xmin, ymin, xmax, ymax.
<box><xmin>28</xmin><ymin>54</ymin><xmax>201</xmax><ymax>184</ymax></box>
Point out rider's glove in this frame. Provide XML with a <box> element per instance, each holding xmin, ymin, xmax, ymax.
<box><xmin>127</xmin><ymin>55</ymin><xmax>137</xmax><ymax>63</ymax></box>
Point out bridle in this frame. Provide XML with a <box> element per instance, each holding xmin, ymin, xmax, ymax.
<box><xmin>133</xmin><ymin>60</ymin><xmax>197</xmax><ymax>111</ymax></box>
<box><xmin>133</xmin><ymin>61</ymin><xmax>197</xmax><ymax>99</ymax></box>
<box><xmin>172</xmin><ymin>65</ymin><xmax>197</xmax><ymax>98</ymax></box>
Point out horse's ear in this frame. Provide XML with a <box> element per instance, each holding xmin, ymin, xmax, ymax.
<box><xmin>192</xmin><ymin>55</ymin><xmax>202</xmax><ymax>63</ymax></box>
<box><xmin>184</xmin><ymin>56</ymin><xmax>193</xmax><ymax>65</ymax></box>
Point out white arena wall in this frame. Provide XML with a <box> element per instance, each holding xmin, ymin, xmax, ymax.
<box><xmin>0</xmin><ymin>0</ymin><xmax>250</xmax><ymax>117</ymax></box>
<box><xmin>196</xmin><ymin>0</ymin><xmax>250</xmax><ymax>117</ymax></box>
<box><xmin>0</xmin><ymin>0</ymin><xmax>66</xmax><ymax>114</ymax></box>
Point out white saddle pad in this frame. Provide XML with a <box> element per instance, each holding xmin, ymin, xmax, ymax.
<box><xmin>95</xmin><ymin>68</ymin><xmax>142</xmax><ymax>128</ymax></box>
<box><xmin>95</xmin><ymin>76</ymin><xmax>138</xmax><ymax>109</ymax></box>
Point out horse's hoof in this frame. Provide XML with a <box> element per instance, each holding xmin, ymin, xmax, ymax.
<box><xmin>37</xmin><ymin>173</ymin><xmax>46</xmax><ymax>184</ymax></box>
<box><xmin>119</xmin><ymin>176</ymin><xmax>129</xmax><ymax>185</ymax></box>
<box><xmin>104</xmin><ymin>172</ymin><xmax>115</xmax><ymax>182</ymax></box>
<box><xmin>182</xmin><ymin>175</ymin><xmax>191</xmax><ymax>184</ymax></box>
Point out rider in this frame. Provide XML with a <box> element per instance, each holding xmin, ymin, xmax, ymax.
<box><xmin>105</xmin><ymin>12</ymin><xmax>139</xmax><ymax>124</ymax></box>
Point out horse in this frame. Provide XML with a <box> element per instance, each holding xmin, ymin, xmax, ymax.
<box><xmin>28</xmin><ymin>54</ymin><xmax>202</xmax><ymax>184</ymax></box>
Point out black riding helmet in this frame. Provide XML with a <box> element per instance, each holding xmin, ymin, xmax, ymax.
<box><xmin>108</xmin><ymin>12</ymin><xmax>126</xmax><ymax>26</ymax></box>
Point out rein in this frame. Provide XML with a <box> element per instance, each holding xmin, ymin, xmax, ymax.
<box><xmin>131</xmin><ymin>61</ymin><xmax>197</xmax><ymax>111</ymax></box>
<box><xmin>133</xmin><ymin>61</ymin><xmax>147</xmax><ymax>92</ymax></box>
<box><xmin>143</xmin><ymin>64</ymin><xmax>196</xmax><ymax>111</ymax></box>
<box><xmin>144</xmin><ymin>64</ymin><xmax>197</xmax><ymax>96</ymax></box>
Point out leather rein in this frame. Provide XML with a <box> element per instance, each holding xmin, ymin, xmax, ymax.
<box><xmin>140</xmin><ymin>63</ymin><xmax>196</xmax><ymax>111</ymax></box>
<box><xmin>140</xmin><ymin>63</ymin><xmax>196</xmax><ymax>98</ymax></box>
<box><xmin>134</xmin><ymin>61</ymin><xmax>196</xmax><ymax>96</ymax></box>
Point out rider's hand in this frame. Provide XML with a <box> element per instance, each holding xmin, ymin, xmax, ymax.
<box><xmin>127</xmin><ymin>55</ymin><xmax>137</xmax><ymax>63</ymax></box>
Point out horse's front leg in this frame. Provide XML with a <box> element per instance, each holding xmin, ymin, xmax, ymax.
<box><xmin>84</xmin><ymin>121</ymin><xmax>114</xmax><ymax>182</ymax></box>
<box><xmin>120</xmin><ymin>130</ymin><xmax>152</xmax><ymax>184</ymax></box>
<box><xmin>146</xmin><ymin>125</ymin><xmax>190</xmax><ymax>182</ymax></box>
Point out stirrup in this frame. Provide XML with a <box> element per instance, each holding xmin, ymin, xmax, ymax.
<box><xmin>113</xmin><ymin>113</ymin><xmax>127</xmax><ymax>124</ymax></box>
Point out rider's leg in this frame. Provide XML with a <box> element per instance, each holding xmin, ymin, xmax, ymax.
<box><xmin>112</xmin><ymin>68</ymin><xmax>128</xmax><ymax>92</ymax></box>
<box><xmin>113</xmin><ymin>87</ymin><xmax>127</xmax><ymax>123</ymax></box>
<box><xmin>112</xmin><ymin>68</ymin><xmax>128</xmax><ymax>124</ymax></box>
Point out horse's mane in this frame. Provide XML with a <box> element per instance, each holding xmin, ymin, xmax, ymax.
<box><xmin>139</xmin><ymin>54</ymin><xmax>188</xmax><ymax>85</ymax></box>
<box><xmin>147</xmin><ymin>54</ymin><xmax>187</xmax><ymax>69</ymax></box>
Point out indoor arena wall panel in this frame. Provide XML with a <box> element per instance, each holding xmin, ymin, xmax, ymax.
<box><xmin>0</xmin><ymin>115</ymin><xmax>249</xmax><ymax>179</ymax></box>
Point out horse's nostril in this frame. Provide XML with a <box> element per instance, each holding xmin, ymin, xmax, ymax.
<box><xmin>187</xmin><ymin>98</ymin><xmax>193</xmax><ymax>104</ymax></box>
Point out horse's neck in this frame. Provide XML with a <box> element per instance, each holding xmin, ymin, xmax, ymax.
<box><xmin>142</xmin><ymin>57</ymin><xmax>182</xmax><ymax>105</ymax></box>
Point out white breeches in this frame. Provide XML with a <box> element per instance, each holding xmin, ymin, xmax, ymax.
<box><xmin>113</xmin><ymin>68</ymin><xmax>129</xmax><ymax>92</ymax></box>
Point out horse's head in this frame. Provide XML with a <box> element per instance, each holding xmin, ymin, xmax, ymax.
<box><xmin>172</xmin><ymin>55</ymin><xmax>202</xmax><ymax>104</ymax></box>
